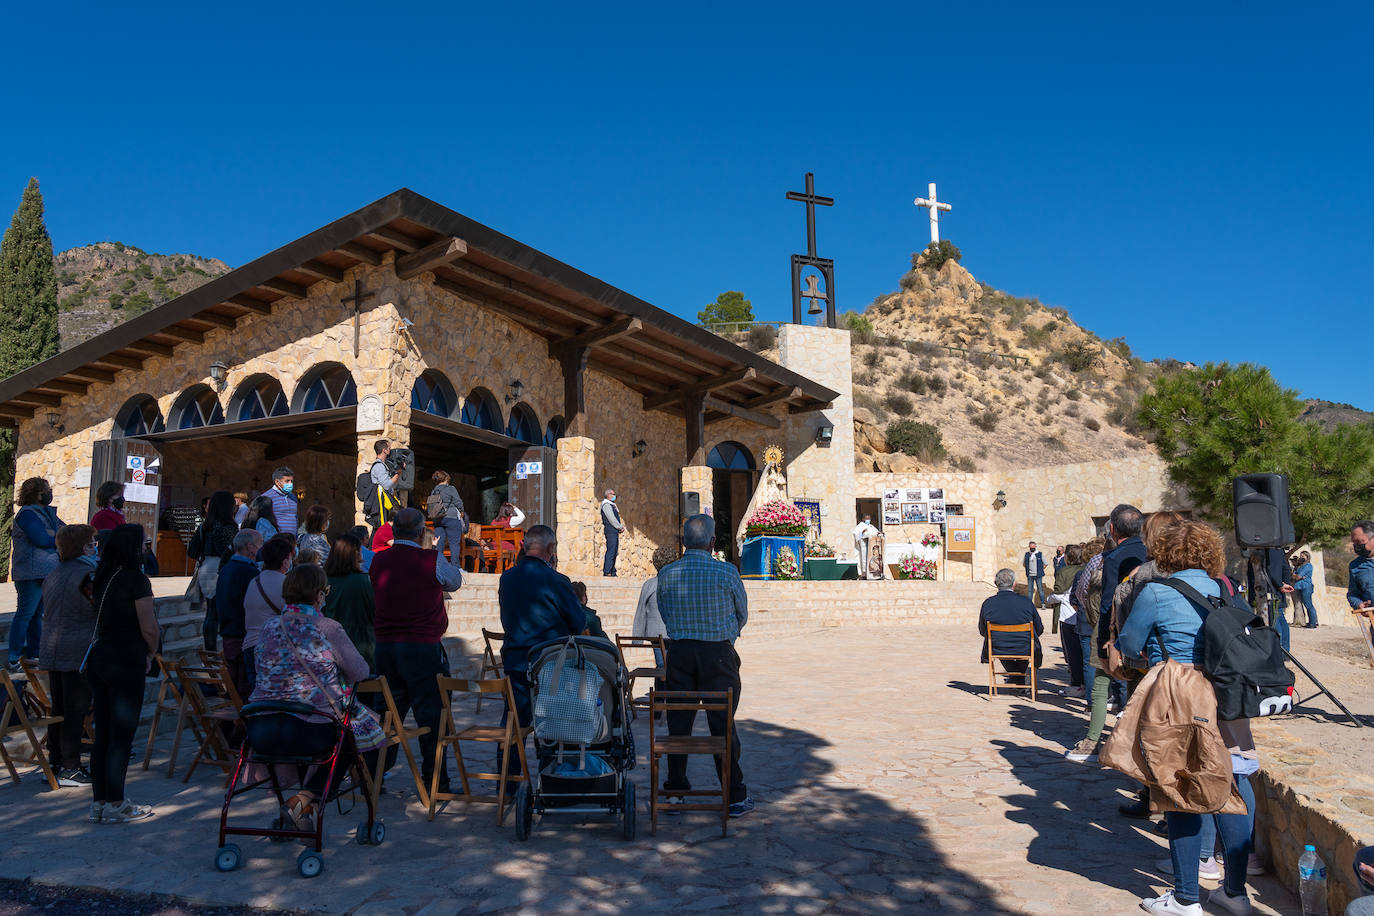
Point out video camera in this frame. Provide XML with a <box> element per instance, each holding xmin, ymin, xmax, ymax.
<box><xmin>385</xmin><ymin>447</ymin><xmax>416</xmax><ymax>491</ymax></box>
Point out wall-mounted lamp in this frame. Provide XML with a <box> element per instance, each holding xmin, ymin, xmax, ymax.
<box><xmin>397</xmin><ymin>316</ymin><xmax>415</xmax><ymax>333</ymax></box>
<box><xmin>632</xmin><ymin>439</ymin><xmax>648</xmax><ymax>458</ymax></box>
<box><xmin>208</xmin><ymin>360</ymin><xmax>229</xmax><ymax>391</ymax></box>
<box><xmin>993</xmin><ymin>489</ymin><xmax>1007</xmax><ymax>511</ymax></box>
<box><xmin>46</xmin><ymin>412</ymin><xmax>64</xmax><ymax>434</ymax></box>
<box><xmin>814</xmin><ymin>425</ymin><xmax>834</xmax><ymax>446</ymax></box>
<box><xmin>507</xmin><ymin>379</ymin><xmax>524</xmax><ymax>403</ymax></box>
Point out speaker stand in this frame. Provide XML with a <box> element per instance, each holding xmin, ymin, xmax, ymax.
<box><xmin>1281</xmin><ymin>647</ymin><xmax>1364</xmax><ymax>727</ymax></box>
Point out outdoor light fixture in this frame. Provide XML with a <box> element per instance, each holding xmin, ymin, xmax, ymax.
<box><xmin>632</xmin><ymin>439</ymin><xmax>648</xmax><ymax>458</ymax></box>
<box><xmin>397</xmin><ymin>317</ymin><xmax>415</xmax><ymax>332</ymax></box>
<box><xmin>507</xmin><ymin>379</ymin><xmax>524</xmax><ymax>403</ymax></box>
<box><xmin>46</xmin><ymin>412</ymin><xmax>64</xmax><ymax>434</ymax></box>
<box><xmin>814</xmin><ymin>425</ymin><xmax>834</xmax><ymax>446</ymax></box>
<box><xmin>208</xmin><ymin>360</ymin><xmax>229</xmax><ymax>391</ymax></box>
<box><xmin>993</xmin><ymin>490</ymin><xmax>1007</xmax><ymax>510</ymax></box>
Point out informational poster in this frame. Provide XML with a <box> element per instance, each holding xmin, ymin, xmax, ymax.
<box><xmin>793</xmin><ymin>499</ymin><xmax>821</xmax><ymax>534</ymax></box>
<box><xmin>904</xmin><ymin>488</ymin><xmax>923</xmax><ymax>502</ymax></box>
<box><xmin>882</xmin><ymin>488</ymin><xmax>899</xmax><ymax>501</ymax></box>
<box><xmin>883</xmin><ymin>507</ymin><xmax>901</xmax><ymax>526</ymax></box>
<box><xmin>928</xmin><ymin>488</ymin><xmax>944</xmax><ymax>500</ymax></box>
<box><xmin>946</xmin><ymin>515</ymin><xmax>976</xmax><ymax>552</ymax></box>
<box><xmin>929</xmin><ymin>506</ymin><xmax>947</xmax><ymax>524</ymax></box>
<box><xmin>901</xmin><ymin>502</ymin><xmax>928</xmax><ymax>523</ymax></box>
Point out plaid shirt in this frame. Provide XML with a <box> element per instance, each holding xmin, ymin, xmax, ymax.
<box><xmin>656</xmin><ymin>549</ymin><xmax>749</xmax><ymax>642</ymax></box>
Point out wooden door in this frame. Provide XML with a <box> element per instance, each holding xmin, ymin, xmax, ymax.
<box><xmin>89</xmin><ymin>438</ymin><xmax>163</xmax><ymax>536</ymax></box>
<box><xmin>508</xmin><ymin>445</ymin><xmax>556</xmax><ymax>532</ymax></box>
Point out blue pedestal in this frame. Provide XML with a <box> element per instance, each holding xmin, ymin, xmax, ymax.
<box><xmin>740</xmin><ymin>535</ymin><xmax>807</xmax><ymax>580</ymax></box>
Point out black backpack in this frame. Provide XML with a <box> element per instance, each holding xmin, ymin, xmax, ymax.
<box><xmin>1153</xmin><ymin>577</ymin><xmax>1295</xmax><ymax>720</ymax></box>
<box><xmin>355</xmin><ymin>470</ymin><xmax>379</xmax><ymax>517</ymax></box>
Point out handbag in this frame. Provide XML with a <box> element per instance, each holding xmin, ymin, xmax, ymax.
<box><xmin>80</xmin><ymin>570</ymin><xmax>119</xmax><ymax>675</ymax></box>
<box><xmin>533</xmin><ymin>638</ymin><xmax>608</xmax><ymax>745</ymax></box>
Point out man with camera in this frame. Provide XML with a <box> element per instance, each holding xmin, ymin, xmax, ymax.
<box><xmin>368</xmin><ymin>439</ymin><xmax>404</xmax><ymax>528</ymax></box>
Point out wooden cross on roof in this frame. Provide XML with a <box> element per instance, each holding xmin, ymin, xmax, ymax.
<box><xmin>342</xmin><ymin>278</ymin><xmax>376</xmax><ymax>356</ymax></box>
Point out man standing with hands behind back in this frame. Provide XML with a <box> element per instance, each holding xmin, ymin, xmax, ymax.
<box><xmin>1023</xmin><ymin>541</ymin><xmax>1046</xmax><ymax>607</ymax></box>
<box><xmin>601</xmin><ymin>488</ymin><xmax>625</xmax><ymax>577</ymax></box>
<box><xmin>267</xmin><ymin>467</ymin><xmax>298</xmax><ymax>537</ymax></box>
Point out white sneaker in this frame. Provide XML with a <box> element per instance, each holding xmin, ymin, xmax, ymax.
<box><xmin>1155</xmin><ymin>856</ymin><xmax>1222</xmax><ymax>880</ymax></box>
<box><xmin>1066</xmin><ymin>738</ymin><xmax>1100</xmax><ymax>763</ymax></box>
<box><xmin>1207</xmin><ymin>887</ymin><xmax>1253</xmax><ymax>916</ymax></box>
<box><xmin>102</xmin><ymin>799</ymin><xmax>153</xmax><ymax>823</ymax></box>
<box><xmin>1139</xmin><ymin>891</ymin><xmax>1203</xmax><ymax>915</ymax></box>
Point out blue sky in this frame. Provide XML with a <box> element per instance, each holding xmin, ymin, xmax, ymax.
<box><xmin>5</xmin><ymin>3</ymin><xmax>1372</xmax><ymax>406</ymax></box>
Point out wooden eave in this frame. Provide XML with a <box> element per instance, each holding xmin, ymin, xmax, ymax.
<box><xmin>0</xmin><ymin>189</ymin><xmax>837</xmax><ymax>427</ymax></box>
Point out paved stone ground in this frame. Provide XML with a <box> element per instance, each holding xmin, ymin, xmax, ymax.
<box><xmin>1</xmin><ymin>625</ymin><xmax>1300</xmax><ymax>915</ymax></box>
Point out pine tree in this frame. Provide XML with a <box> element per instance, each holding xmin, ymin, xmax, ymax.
<box><xmin>0</xmin><ymin>179</ymin><xmax>61</xmax><ymax>575</ymax></box>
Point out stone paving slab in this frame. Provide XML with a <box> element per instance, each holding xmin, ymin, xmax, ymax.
<box><xmin>0</xmin><ymin>625</ymin><xmax>1299</xmax><ymax>914</ymax></box>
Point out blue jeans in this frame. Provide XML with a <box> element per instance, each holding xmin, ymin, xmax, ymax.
<box><xmin>8</xmin><ymin>579</ymin><xmax>44</xmax><ymax>664</ymax></box>
<box><xmin>432</xmin><ymin>518</ymin><xmax>465</xmax><ymax>558</ymax></box>
<box><xmin>1272</xmin><ymin>605</ymin><xmax>1291</xmax><ymax>651</ymax></box>
<box><xmin>1166</xmin><ymin>773</ymin><xmax>1255</xmax><ymax>903</ymax></box>
<box><xmin>1296</xmin><ymin>588</ymin><xmax>1318</xmax><ymax>627</ymax></box>
<box><xmin>1027</xmin><ymin>575</ymin><xmax>1044</xmax><ymax>605</ymax></box>
<box><xmin>1079</xmin><ymin>633</ymin><xmax>1094</xmax><ymax>690</ymax></box>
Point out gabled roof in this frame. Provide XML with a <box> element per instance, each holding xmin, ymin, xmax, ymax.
<box><xmin>0</xmin><ymin>189</ymin><xmax>836</xmax><ymax>425</ymax></box>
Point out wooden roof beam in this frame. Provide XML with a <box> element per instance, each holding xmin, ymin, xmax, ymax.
<box><xmin>587</xmin><ymin>359</ymin><xmax>671</xmax><ymax>396</ymax></box>
<box><xmin>335</xmin><ymin>242</ymin><xmax>383</xmax><ymax>266</ymax></box>
<box><xmin>549</xmin><ymin>317</ymin><xmax>642</xmax><ymax>357</ymax></box>
<box><xmin>226</xmin><ymin>295</ymin><xmax>272</xmax><ymax>315</ymax></box>
<box><xmin>12</xmin><ymin>391</ymin><xmax>64</xmax><ymax>408</ymax></box>
<box><xmin>264</xmin><ymin>419</ymin><xmax>356</xmax><ymax>462</ymax></box>
<box><xmin>432</xmin><ymin>276</ymin><xmax>576</xmax><ymax>337</ymax></box>
<box><xmin>743</xmin><ymin>386</ymin><xmax>803</xmax><ymax>409</ymax></box>
<box><xmin>156</xmin><ymin>325</ymin><xmax>205</xmax><ymax>344</ymax></box>
<box><xmin>788</xmin><ymin>400</ymin><xmax>833</xmax><ymax>414</ymax></box>
<box><xmin>187</xmin><ymin>311</ymin><xmax>237</xmax><ymax>330</ymax></box>
<box><xmin>367</xmin><ymin>225</ymin><xmax>424</xmax><ymax>253</ymax></box>
<box><xmin>704</xmin><ymin>395</ymin><xmax>781</xmax><ymax>429</ymax></box>
<box><xmin>611</xmin><ymin>332</ymin><xmax>728</xmax><ymax>379</ymax></box>
<box><xmin>643</xmin><ymin>367</ymin><xmax>756</xmax><ymax>411</ymax></box>
<box><xmin>298</xmin><ymin>259</ymin><xmax>346</xmax><ymax>282</ymax></box>
<box><xmin>65</xmin><ymin>367</ymin><xmax>117</xmax><ymax>384</ymax></box>
<box><xmin>395</xmin><ymin>236</ymin><xmax>468</xmax><ymax>280</ymax></box>
<box><xmin>258</xmin><ymin>277</ymin><xmax>310</xmax><ymax>299</ymax></box>
<box><xmin>443</xmin><ymin>260</ymin><xmax>592</xmax><ymax>324</ymax></box>
<box><xmin>34</xmin><ymin>379</ymin><xmax>90</xmax><ymax>396</ymax></box>
<box><xmin>0</xmin><ymin>404</ymin><xmax>35</xmax><ymax>419</ymax></box>
<box><xmin>91</xmin><ymin>353</ymin><xmax>144</xmax><ymax>371</ymax></box>
<box><xmin>121</xmin><ymin>340</ymin><xmax>176</xmax><ymax>359</ymax></box>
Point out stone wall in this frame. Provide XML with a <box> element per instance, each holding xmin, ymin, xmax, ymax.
<box><xmin>779</xmin><ymin>324</ymin><xmax>857</xmax><ymax>544</ymax></box>
<box><xmin>555</xmin><ymin>436</ymin><xmax>598</xmax><ymax>576</ymax></box>
<box><xmin>680</xmin><ymin>465</ymin><xmax>713</xmax><ymax>520</ymax></box>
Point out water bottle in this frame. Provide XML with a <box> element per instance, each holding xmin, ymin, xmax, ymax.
<box><xmin>1298</xmin><ymin>845</ymin><xmax>1327</xmax><ymax>916</ymax></box>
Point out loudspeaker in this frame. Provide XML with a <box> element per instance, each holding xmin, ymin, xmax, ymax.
<box><xmin>681</xmin><ymin>491</ymin><xmax>701</xmax><ymax>518</ymax></box>
<box><xmin>1233</xmin><ymin>473</ymin><xmax>1294</xmax><ymax>548</ymax></box>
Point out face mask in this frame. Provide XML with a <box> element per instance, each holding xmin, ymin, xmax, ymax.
<box><xmin>1357</xmin><ymin>542</ymin><xmax>1372</xmax><ymax>559</ymax></box>
<box><xmin>39</xmin><ymin>491</ymin><xmax>52</xmax><ymax>505</ymax></box>
<box><xmin>282</xmin><ymin>482</ymin><xmax>294</xmax><ymax>494</ymax></box>
<box><xmin>112</xmin><ymin>496</ymin><xmax>126</xmax><ymax>510</ymax></box>
<box><xmin>609</xmin><ymin>495</ymin><xmax>616</xmax><ymax>502</ymax></box>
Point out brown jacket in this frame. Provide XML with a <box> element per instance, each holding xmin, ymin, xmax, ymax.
<box><xmin>1100</xmin><ymin>659</ymin><xmax>1246</xmax><ymax>815</ymax></box>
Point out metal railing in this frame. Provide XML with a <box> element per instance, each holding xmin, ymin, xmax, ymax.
<box><xmin>706</xmin><ymin>321</ymin><xmax>1030</xmax><ymax>366</ymax></box>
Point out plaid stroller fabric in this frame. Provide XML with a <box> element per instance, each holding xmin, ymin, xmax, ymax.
<box><xmin>533</xmin><ymin>639</ymin><xmax>609</xmax><ymax>746</ymax></box>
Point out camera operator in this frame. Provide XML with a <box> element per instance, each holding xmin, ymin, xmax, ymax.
<box><xmin>370</xmin><ymin>439</ymin><xmax>404</xmax><ymax>523</ymax></box>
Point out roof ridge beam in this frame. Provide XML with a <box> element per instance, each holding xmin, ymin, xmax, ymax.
<box><xmin>394</xmin><ymin>236</ymin><xmax>468</xmax><ymax>280</ymax></box>
<box><xmin>548</xmin><ymin>317</ymin><xmax>641</xmax><ymax>358</ymax></box>
<box><xmin>643</xmin><ymin>367</ymin><xmax>756</xmax><ymax>411</ymax></box>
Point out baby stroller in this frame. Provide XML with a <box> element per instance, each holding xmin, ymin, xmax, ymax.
<box><xmin>214</xmin><ymin>691</ymin><xmax>383</xmax><ymax>878</ymax></box>
<box><xmin>513</xmin><ymin>635</ymin><xmax>636</xmax><ymax>841</ymax></box>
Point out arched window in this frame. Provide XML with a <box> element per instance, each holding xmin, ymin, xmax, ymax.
<box><xmin>296</xmin><ymin>364</ymin><xmax>358</xmax><ymax>413</ymax></box>
<box><xmin>172</xmin><ymin>385</ymin><xmax>225</xmax><ymax>430</ymax></box>
<box><xmin>707</xmin><ymin>441</ymin><xmax>755</xmax><ymax>470</ymax></box>
<box><xmin>506</xmin><ymin>403</ymin><xmax>540</xmax><ymax>444</ymax></box>
<box><xmin>460</xmin><ymin>388</ymin><xmax>502</xmax><ymax>432</ymax></box>
<box><xmin>115</xmin><ymin>395</ymin><xmax>165</xmax><ymax>438</ymax></box>
<box><xmin>229</xmin><ymin>375</ymin><xmax>289</xmax><ymax>422</ymax></box>
<box><xmin>544</xmin><ymin>416</ymin><xmax>566</xmax><ymax>448</ymax></box>
<box><xmin>411</xmin><ymin>370</ymin><xmax>457</xmax><ymax>418</ymax></box>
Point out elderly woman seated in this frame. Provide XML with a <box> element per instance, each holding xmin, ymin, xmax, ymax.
<box><xmin>246</xmin><ymin>564</ymin><xmax>386</xmax><ymax>832</ymax></box>
<box><xmin>978</xmin><ymin>567</ymin><xmax>1044</xmax><ymax>684</ymax></box>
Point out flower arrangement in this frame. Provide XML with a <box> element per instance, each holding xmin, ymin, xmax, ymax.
<box><xmin>920</xmin><ymin>532</ymin><xmax>942</xmax><ymax>549</ymax></box>
<box><xmin>711</xmin><ymin>549</ymin><xmax>727</xmax><ymax>562</ymax></box>
<box><xmin>744</xmin><ymin>499</ymin><xmax>808</xmax><ymax>537</ymax></box>
<box><xmin>773</xmin><ymin>547</ymin><xmax>801</xmax><ymax>580</ymax></box>
<box><xmin>898</xmin><ymin>554</ymin><xmax>938</xmax><ymax>580</ymax></box>
<box><xmin>805</xmin><ymin>539</ymin><xmax>835</xmax><ymax>558</ymax></box>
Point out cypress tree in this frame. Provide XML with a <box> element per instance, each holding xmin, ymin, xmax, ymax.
<box><xmin>0</xmin><ymin>179</ymin><xmax>61</xmax><ymax>574</ymax></box>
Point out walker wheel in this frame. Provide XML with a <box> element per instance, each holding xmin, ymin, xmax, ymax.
<box><xmin>296</xmin><ymin>850</ymin><xmax>324</xmax><ymax>878</ymax></box>
<box><xmin>214</xmin><ymin>843</ymin><xmax>242</xmax><ymax>872</ymax></box>
<box><xmin>513</xmin><ymin>783</ymin><xmax>533</xmax><ymax>842</ymax></box>
<box><xmin>620</xmin><ymin>780</ymin><xmax>637</xmax><ymax>841</ymax></box>
<box><xmin>356</xmin><ymin>820</ymin><xmax>386</xmax><ymax>845</ymax></box>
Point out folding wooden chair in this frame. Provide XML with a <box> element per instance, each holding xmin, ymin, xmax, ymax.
<box><xmin>476</xmin><ymin>629</ymin><xmax>505</xmax><ymax>714</ymax></box>
<box><xmin>0</xmin><ymin>669</ymin><xmax>63</xmax><ymax>790</ymax></box>
<box><xmin>986</xmin><ymin>623</ymin><xmax>1038</xmax><ymax>701</ymax></box>
<box><xmin>648</xmin><ymin>689</ymin><xmax>733</xmax><ymax>837</ymax></box>
<box><xmin>355</xmin><ymin>675</ymin><xmax>431</xmax><ymax>809</ymax></box>
<box><xmin>615</xmin><ymin>635</ymin><xmax>666</xmax><ymax>717</ymax></box>
<box><xmin>427</xmin><ymin>675</ymin><xmax>530</xmax><ymax>825</ymax></box>
<box><xmin>175</xmin><ymin>662</ymin><xmax>244</xmax><ymax>783</ymax></box>
<box><xmin>20</xmin><ymin>658</ymin><xmax>94</xmax><ymax>749</ymax></box>
<box><xmin>458</xmin><ymin>537</ymin><xmax>482</xmax><ymax>573</ymax></box>
<box><xmin>144</xmin><ymin>654</ymin><xmax>195</xmax><ymax>773</ymax></box>
<box><xmin>198</xmin><ymin>648</ymin><xmax>225</xmax><ymax>667</ymax></box>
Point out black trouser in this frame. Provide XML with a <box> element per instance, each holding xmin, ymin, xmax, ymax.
<box><xmin>375</xmin><ymin>641</ymin><xmax>450</xmax><ymax>790</ymax></box>
<box><xmin>84</xmin><ymin>644</ymin><xmax>145</xmax><ymax>803</ymax></box>
<box><xmin>663</xmin><ymin>639</ymin><xmax>747</xmax><ymax>804</ymax></box>
<box><xmin>245</xmin><ymin>714</ymin><xmax>380</xmax><ymax>795</ymax></box>
<box><xmin>603</xmin><ymin>527</ymin><xmax>619</xmax><ymax>576</ymax></box>
<box><xmin>201</xmin><ymin>597</ymin><xmax>218</xmax><ymax>651</ymax></box>
<box><xmin>46</xmin><ymin>669</ymin><xmax>92</xmax><ymax>771</ymax></box>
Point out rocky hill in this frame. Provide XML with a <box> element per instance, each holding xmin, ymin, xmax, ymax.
<box><xmin>1299</xmin><ymin>399</ymin><xmax>1374</xmax><ymax>431</ymax></box>
<box><xmin>55</xmin><ymin>243</ymin><xmax>230</xmax><ymax>349</ymax></box>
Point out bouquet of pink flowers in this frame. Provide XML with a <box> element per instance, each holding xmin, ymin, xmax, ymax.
<box><xmin>773</xmin><ymin>547</ymin><xmax>801</xmax><ymax>580</ymax></box>
<box><xmin>898</xmin><ymin>554</ymin><xmax>938</xmax><ymax>580</ymax></box>
<box><xmin>744</xmin><ymin>499</ymin><xmax>808</xmax><ymax>537</ymax></box>
<box><xmin>805</xmin><ymin>540</ymin><xmax>835</xmax><ymax>558</ymax></box>
<box><xmin>920</xmin><ymin>532</ymin><xmax>942</xmax><ymax>549</ymax></box>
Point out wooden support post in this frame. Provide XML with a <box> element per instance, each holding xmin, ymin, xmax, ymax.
<box><xmin>560</xmin><ymin>346</ymin><xmax>589</xmax><ymax>438</ymax></box>
<box><xmin>685</xmin><ymin>391</ymin><xmax>706</xmax><ymax>466</ymax></box>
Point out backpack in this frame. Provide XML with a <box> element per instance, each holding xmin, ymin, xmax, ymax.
<box><xmin>426</xmin><ymin>491</ymin><xmax>446</xmax><ymax>522</ymax></box>
<box><xmin>355</xmin><ymin>470</ymin><xmax>380</xmax><ymax>517</ymax></box>
<box><xmin>1152</xmin><ymin>577</ymin><xmax>1295</xmax><ymax>720</ymax></box>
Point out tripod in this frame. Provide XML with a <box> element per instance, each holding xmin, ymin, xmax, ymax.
<box><xmin>1282</xmin><ymin>646</ymin><xmax>1363</xmax><ymax>727</ymax></box>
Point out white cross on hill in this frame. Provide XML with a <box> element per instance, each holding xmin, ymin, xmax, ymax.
<box><xmin>914</xmin><ymin>182</ymin><xmax>952</xmax><ymax>244</ymax></box>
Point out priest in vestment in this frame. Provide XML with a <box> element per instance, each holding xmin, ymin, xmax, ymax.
<box><xmin>852</xmin><ymin>515</ymin><xmax>882</xmax><ymax>580</ymax></box>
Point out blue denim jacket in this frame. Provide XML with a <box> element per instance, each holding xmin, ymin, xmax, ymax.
<box><xmin>1348</xmin><ymin>556</ymin><xmax>1374</xmax><ymax>609</ymax></box>
<box><xmin>1116</xmin><ymin>569</ymin><xmax>1221</xmax><ymax>666</ymax></box>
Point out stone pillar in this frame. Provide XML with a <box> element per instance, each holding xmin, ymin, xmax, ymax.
<box><xmin>680</xmin><ymin>465</ymin><xmax>713</xmax><ymax>520</ymax></box>
<box><xmin>556</xmin><ymin>436</ymin><xmax>599</xmax><ymax>576</ymax></box>
<box><xmin>778</xmin><ymin>324</ymin><xmax>858</xmax><ymax>558</ymax></box>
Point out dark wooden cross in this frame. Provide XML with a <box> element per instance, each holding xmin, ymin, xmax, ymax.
<box><xmin>342</xmin><ymin>278</ymin><xmax>376</xmax><ymax>356</ymax></box>
<box><xmin>786</xmin><ymin>172</ymin><xmax>834</xmax><ymax>258</ymax></box>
